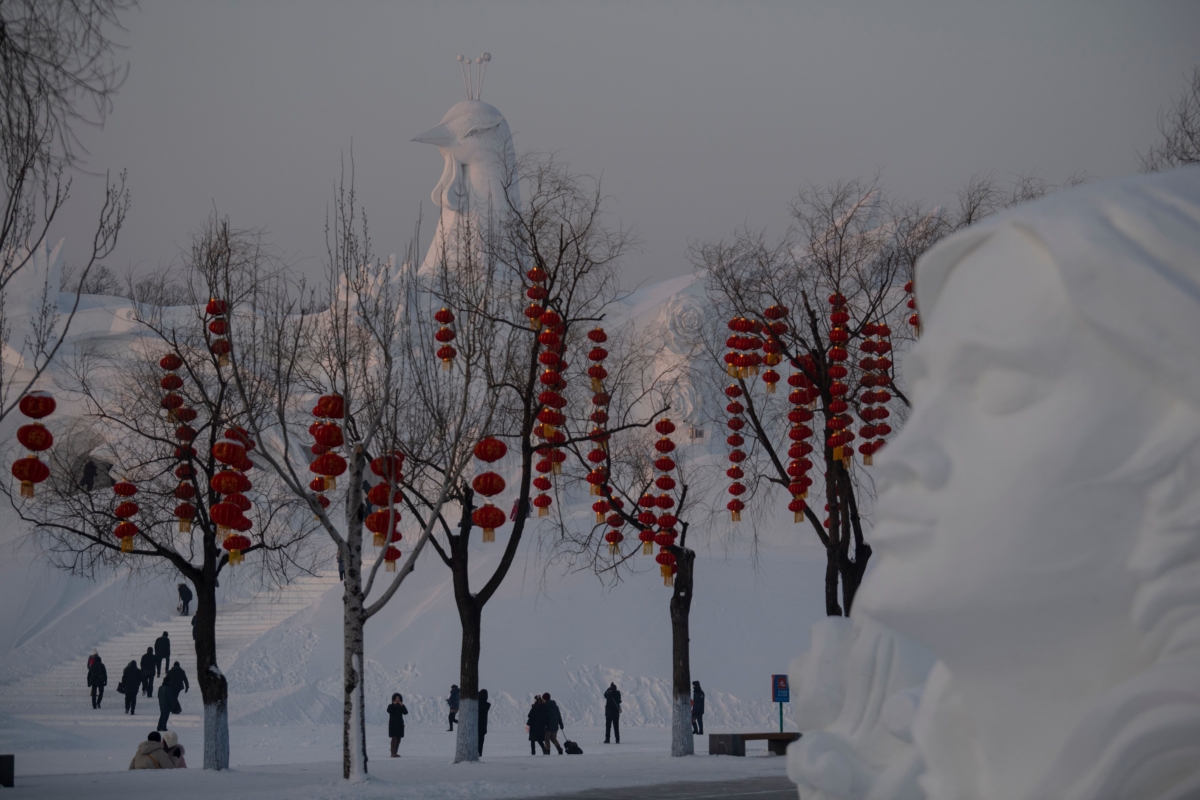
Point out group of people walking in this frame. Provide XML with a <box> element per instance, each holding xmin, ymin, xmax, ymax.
<box><xmin>86</xmin><ymin>631</ymin><xmax>189</xmax><ymax>731</ymax></box>
<box><xmin>525</xmin><ymin>692</ymin><xmax>567</xmax><ymax>755</ymax></box>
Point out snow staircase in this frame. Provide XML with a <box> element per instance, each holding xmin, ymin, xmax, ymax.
<box><xmin>0</xmin><ymin>572</ymin><xmax>340</xmax><ymax>725</ymax></box>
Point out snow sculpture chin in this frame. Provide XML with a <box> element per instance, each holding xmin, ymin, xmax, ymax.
<box><xmin>848</xmin><ymin>167</ymin><xmax>1200</xmax><ymax>800</ymax></box>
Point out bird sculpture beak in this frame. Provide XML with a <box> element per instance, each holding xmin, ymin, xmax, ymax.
<box><xmin>412</xmin><ymin>123</ymin><xmax>455</xmax><ymax>146</ymax></box>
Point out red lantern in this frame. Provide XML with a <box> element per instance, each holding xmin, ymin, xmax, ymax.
<box><xmin>114</xmin><ymin>501</ymin><xmax>138</xmax><ymax>519</ymax></box>
<box><xmin>316</xmin><ymin>394</ymin><xmax>345</xmax><ymax>419</ymax></box>
<box><xmin>159</xmin><ymin>353</ymin><xmax>183</xmax><ymax>371</ymax></box>
<box><xmin>527</xmin><ymin>266</ymin><xmax>547</xmax><ymax>283</ymax></box>
<box><xmin>312</xmin><ymin>452</ymin><xmax>347</xmax><ymax>490</ymax></box>
<box><xmin>174</xmin><ymin>502</ymin><xmax>195</xmax><ymax>532</ymax></box>
<box><xmin>370</xmin><ymin>452</ymin><xmax>404</xmax><ymax>481</ymax></box>
<box><xmin>472</xmin><ymin>503</ymin><xmax>506</xmax><ymax>542</ymax></box>
<box><xmin>175</xmin><ymin>464</ymin><xmax>194</xmax><ymax>480</ymax></box>
<box><xmin>160</xmin><ymin>374</ymin><xmax>183</xmax><ymax>391</ymax></box>
<box><xmin>209</xmin><ymin>338</ymin><xmax>231</xmax><ymax>364</ymax></box>
<box><xmin>175</xmin><ymin>425</ymin><xmax>197</xmax><ymax>442</ymax></box>
<box><xmin>113</xmin><ymin>481</ymin><xmax>137</xmax><ymax>497</ymax></box>
<box><xmin>764</xmin><ymin>304</ymin><xmax>789</xmax><ymax>320</ymax></box>
<box><xmin>587</xmin><ymin>328</ymin><xmax>608</xmax><ymax>344</ymax></box>
<box><xmin>654</xmin><ymin>419</ymin><xmax>676</xmax><ymax>436</ymax></box>
<box><xmin>533</xmin><ymin>493</ymin><xmax>553</xmax><ymax>517</ymax></box>
<box><xmin>206</xmin><ymin>298</ymin><xmax>228</xmax><ymax>316</ymax></box>
<box><xmin>534</xmin><ymin>476</ymin><xmax>552</xmax><ymax>492</ymax></box>
<box><xmin>226</xmin><ymin>492</ymin><xmax>252</xmax><ymax>512</ymax></box>
<box><xmin>762</xmin><ymin>369</ymin><xmax>780</xmax><ymax>393</ymax></box>
<box><xmin>588</xmin><ymin>347</ymin><xmax>608</xmax><ymax>362</ymax></box>
<box><xmin>222</xmin><ymin>533</ymin><xmax>252</xmax><ymax>566</ymax></box>
<box><xmin>174</xmin><ymin>483</ymin><xmax>196</xmax><ymax>500</ymax></box>
<box><xmin>592</xmin><ymin>499</ymin><xmax>610</xmax><ymax>523</ymax></box>
<box><xmin>114</xmin><ymin>521</ymin><xmax>138</xmax><ymax>553</ymax></box>
<box><xmin>472</xmin><ymin>471</ymin><xmax>506</xmax><ymax>497</ymax></box>
<box><xmin>539</xmin><ymin>310</ymin><xmax>562</xmax><ymax>327</ymax></box>
<box><xmin>174</xmin><ymin>408</ymin><xmax>198</xmax><ymax>423</ymax></box>
<box><xmin>474</xmin><ymin>437</ymin><xmax>507</xmax><ymax>463</ymax></box>
<box><xmin>655</xmin><ymin>549</ymin><xmax>677</xmax><ymax>585</ymax></box>
<box><xmin>435</xmin><ymin>307</ymin><xmax>455</xmax><ymax>325</ymax></box>
<box><xmin>208</xmin><ymin>318</ymin><xmax>227</xmax><ymax>336</ymax></box>
<box><xmin>727</xmin><ymin>498</ymin><xmax>745</xmax><ymax>522</ymax></box>
<box><xmin>524</xmin><ymin>304</ymin><xmax>544</xmax><ymax>327</ymax></box>
<box><xmin>17</xmin><ymin>424</ymin><xmax>53</xmax><ymax>452</ymax></box>
<box><xmin>212</xmin><ymin>441</ymin><xmax>245</xmax><ymax>466</ymax></box>
<box><xmin>210</xmin><ymin>501</ymin><xmax>242</xmax><ymax>534</ymax></box>
<box><xmin>368</xmin><ymin>483</ymin><xmax>404</xmax><ymax>507</ymax></box>
<box><xmin>312</xmin><ymin>423</ymin><xmax>344</xmax><ymax>448</ymax></box>
<box><xmin>18</xmin><ymin>391</ymin><xmax>56</xmax><ymax>420</ymax></box>
<box><xmin>605</xmin><ymin>529</ymin><xmax>624</xmax><ymax>554</ymax></box>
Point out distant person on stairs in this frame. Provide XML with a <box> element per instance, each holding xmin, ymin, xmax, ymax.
<box><xmin>140</xmin><ymin>647</ymin><xmax>156</xmax><ymax>697</ymax></box>
<box><xmin>154</xmin><ymin>631</ymin><xmax>170</xmax><ymax>676</ymax></box>
<box><xmin>447</xmin><ymin>684</ymin><xmax>459</xmax><ymax>731</ymax></box>
<box><xmin>87</xmin><ymin>653</ymin><xmax>107</xmax><ymax>709</ymax></box>
<box><xmin>177</xmin><ymin>583</ymin><xmax>192</xmax><ymax>615</ymax></box>
<box><xmin>129</xmin><ymin>731</ymin><xmax>176</xmax><ymax>770</ymax></box>
<box><xmin>691</xmin><ymin>680</ymin><xmax>705</xmax><ymax>735</ymax></box>
<box><xmin>477</xmin><ymin>689</ymin><xmax>491</xmax><ymax>756</ymax></box>
<box><xmin>120</xmin><ymin>660</ymin><xmax>142</xmax><ymax>714</ymax></box>
<box><xmin>387</xmin><ymin>693</ymin><xmax>408</xmax><ymax>757</ymax></box>
<box><xmin>604</xmin><ymin>682</ymin><xmax>622</xmax><ymax>744</ymax></box>
<box><xmin>157</xmin><ymin>661</ymin><xmax>188</xmax><ymax>732</ymax></box>
<box><xmin>543</xmin><ymin>692</ymin><xmax>564</xmax><ymax>754</ymax></box>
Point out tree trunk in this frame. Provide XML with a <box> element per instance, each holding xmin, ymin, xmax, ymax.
<box><xmin>824</xmin><ymin>549</ymin><xmax>844</xmax><ymax>617</ymax></box>
<box><xmin>342</xmin><ymin>540</ymin><xmax>368</xmax><ymax>781</ymax></box>
<box><xmin>193</xmin><ymin>579</ymin><xmax>229</xmax><ymax>770</ymax></box>
<box><xmin>454</xmin><ymin>601</ymin><xmax>482</xmax><ymax>762</ymax></box>
<box><xmin>670</xmin><ymin>549</ymin><xmax>695</xmax><ymax>757</ymax></box>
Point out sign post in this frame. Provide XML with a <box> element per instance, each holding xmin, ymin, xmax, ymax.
<box><xmin>772</xmin><ymin>674</ymin><xmax>790</xmax><ymax>734</ymax></box>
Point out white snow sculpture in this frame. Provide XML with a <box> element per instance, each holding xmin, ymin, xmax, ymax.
<box><xmin>412</xmin><ymin>54</ymin><xmax>517</xmax><ymax>276</ymax></box>
<box><xmin>787</xmin><ymin>617</ymin><xmax>934</xmax><ymax>800</ymax></box>
<box><xmin>849</xmin><ymin>166</ymin><xmax>1200</xmax><ymax>800</ymax></box>
<box><xmin>2</xmin><ymin>238</ymin><xmax>65</xmax><ymax>368</ymax></box>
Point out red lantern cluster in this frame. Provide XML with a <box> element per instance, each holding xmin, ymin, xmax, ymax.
<box><xmin>112</xmin><ymin>480</ymin><xmax>138</xmax><ymax>552</ymax></box>
<box><xmin>213</xmin><ymin>427</ymin><xmax>256</xmax><ymax>563</ymax></box>
<box><xmin>651</xmin><ymin>419</ymin><xmax>680</xmax><ymax>579</ymax></box>
<box><xmin>524</xmin><ymin>265</ymin><xmax>548</xmax><ymax>329</ymax></box>
<box><xmin>470</xmin><ymin>436</ymin><xmax>507</xmax><ymax>543</ymax></box>
<box><xmin>760</xmin><ymin>305</ymin><xmax>789</xmax><ymax>393</ymax></box>
<box><xmin>434</xmin><ymin>307</ymin><xmax>457</xmax><ymax>370</ymax></box>
<box><xmin>725</xmin><ymin>384</ymin><xmax>747</xmax><ymax>522</ymax></box>
<box><xmin>905</xmin><ymin>280</ymin><xmax>920</xmax><ymax>333</ymax></box>
<box><xmin>310</xmin><ymin>394</ymin><xmax>346</xmax><ymax>492</ymax></box>
<box><xmin>369</xmin><ymin>451</ymin><xmax>405</xmax><ymax>547</ymax></box>
<box><xmin>585</xmin><ymin>328</ymin><xmax>611</xmax><ymax>501</ymax></box>
<box><xmin>206</xmin><ymin>298</ymin><xmax>231</xmax><ymax>366</ymax></box>
<box><xmin>786</xmin><ymin>355</ymin><xmax>819</xmax><ymax>523</ymax></box>
<box><xmin>532</xmin><ymin>309</ymin><xmax>568</xmax><ymax>517</ymax></box>
<box><xmin>12</xmin><ymin>391</ymin><xmax>55</xmax><ymax>498</ymax></box>
<box><xmin>724</xmin><ymin>317</ymin><xmax>763</xmax><ymax>379</ymax></box>
<box><xmin>826</xmin><ymin>294</ymin><xmax>855</xmax><ymax>463</ymax></box>
<box><xmin>158</xmin><ymin>353</ymin><xmax>199</xmax><ymax>530</ymax></box>
<box><xmin>857</xmin><ymin>323</ymin><xmax>894</xmax><ymax>465</ymax></box>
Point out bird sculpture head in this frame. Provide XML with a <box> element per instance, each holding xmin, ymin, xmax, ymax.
<box><xmin>412</xmin><ymin>99</ymin><xmax>515</xmax><ymax>215</ymax></box>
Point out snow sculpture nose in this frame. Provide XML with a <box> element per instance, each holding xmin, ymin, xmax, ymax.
<box><xmin>412</xmin><ymin>123</ymin><xmax>455</xmax><ymax>146</ymax></box>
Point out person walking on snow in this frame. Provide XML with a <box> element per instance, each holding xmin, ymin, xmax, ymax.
<box><xmin>87</xmin><ymin>653</ymin><xmax>107</xmax><ymax>709</ymax></box>
<box><xmin>177</xmin><ymin>583</ymin><xmax>192</xmax><ymax>616</ymax></box>
<box><xmin>120</xmin><ymin>660</ymin><xmax>142</xmax><ymax>715</ymax></box>
<box><xmin>387</xmin><ymin>693</ymin><xmax>408</xmax><ymax>757</ymax></box>
<box><xmin>140</xmin><ymin>647</ymin><xmax>156</xmax><ymax>697</ymax></box>
<box><xmin>527</xmin><ymin>695</ymin><xmax>549</xmax><ymax>755</ymax></box>
<box><xmin>157</xmin><ymin>661</ymin><xmax>188</xmax><ymax>732</ymax></box>
<box><xmin>446</xmin><ymin>684</ymin><xmax>459</xmax><ymax>731</ymax></box>
<box><xmin>154</xmin><ymin>631</ymin><xmax>170</xmax><ymax>677</ymax></box>
<box><xmin>604</xmin><ymin>682</ymin><xmax>622</xmax><ymax>744</ymax></box>
<box><xmin>543</xmin><ymin>692</ymin><xmax>564</xmax><ymax>754</ymax></box>
<box><xmin>691</xmin><ymin>680</ymin><xmax>705</xmax><ymax>735</ymax></box>
<box><xmin>477</xmin><ymin>689</ymin><xmax>491</xmax><ymax>756</ymax></box>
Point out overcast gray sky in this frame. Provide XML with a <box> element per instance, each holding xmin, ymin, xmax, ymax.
<box><xmin>52</xmin><ymin>1</ymin><xmax>1200</xmax><ymax>289</ymax></box>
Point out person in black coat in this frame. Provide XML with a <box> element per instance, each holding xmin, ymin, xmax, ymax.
<box><xmin>154</xmin><ymin>631</ymin><xmax>171</xmax><ymax>677</ymax></box>
<box><xmin>691</xmin><ymin>680</ymin><xmax>706</xmax><ymax>735</ymax></box>
<box><xmin>87</xmin><ymin>654</ymin><xmax>107</xmax><ymax>709</ymax></box>
<box><xmin>446</xmin><ymin>684</ymin><xmax>459</xmax><ymax>731</ymax></box>
<box><xmin>120</xmin><ymin>660</ymin><xmax>142</xmax><ymax>714</ymax></box>
<box><xmin>157</xmin><ymin>661</ymin><xmax>189</xmax><ymax>732</ymax></box>
<box><xmin>386</xmin><ymin>693</ymin><xmax>408</xmax><ymax>757</ymax></box>
<box><xmin>177</xmin><ymin>583</ymin><xmax>192</xmax><ymax>616</ymax></box>
<box><xmin>140</xmin><ymin>647</ymin><xmax>156</xmax><ymax>697</ymax></box>
<box><xmin>477</xmin><ymin>689</ymin><xmax>491</xmax><ymax>756</ymax></box>
<box><xmin>527</xmin><ymin>695</ymin><xmax>550</xmax><ymax>755</ymax></box>
<box><xmin>603</xmin><ymin>683</ymin><xmax>622</xmax><ymax>744</ymax></box>
<box><xmin>542</xmin><ymin>692</ymin><xmax>564</xmax><ymax>754</ymax></box>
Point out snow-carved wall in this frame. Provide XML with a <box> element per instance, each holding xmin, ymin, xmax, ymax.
<box><xmin>794</xmin><ymin>167</ymin><xmax>1200</xmax><ymax>800</ymax></box>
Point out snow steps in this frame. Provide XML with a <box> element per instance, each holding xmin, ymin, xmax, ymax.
<box><xmin>0</xmin><ymin>572</ymin><xmax>340</xmax><ymax>717</ymax></box>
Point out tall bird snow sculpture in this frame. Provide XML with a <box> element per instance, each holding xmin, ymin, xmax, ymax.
<box><xmin>413</xmin><ymin>53</ymin><xmax>517</xmax><ymax>276</ymax></box>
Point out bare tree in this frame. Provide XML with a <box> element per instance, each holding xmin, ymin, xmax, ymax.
<box><xmin>6</xmin><ymin>218</ymin><xmax>320</xmax><ymax>770</ymax></box>
<box><xmin>1</xmin><ymin>0</ymin><xmax>131</xmax><ymax>421</ymax></box>
<box><xmin>1141</xmin><ymin>66</ymin><xmax>1200</xmax><ymax>172</ymax></box>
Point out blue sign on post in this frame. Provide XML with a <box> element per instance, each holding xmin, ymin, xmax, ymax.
<box><xmin>772</xmin><ymin>674</ymin><xmax>790</xmax><ymax>703</ymax></box>
<box><xmin>772</xmin><ymin>674</ymin><xmax>789</xmax><ymax>733</ymax></box>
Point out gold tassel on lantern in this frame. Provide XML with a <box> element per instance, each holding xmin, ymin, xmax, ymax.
<box><xmin>661</xmin><ymin>564</ymin><xmax>673</xmax><ymax>586</ymax></box>
<box><xmin>591</xmin><ymin>378</ymin><xmax>603</xmax><ymax>392</ymax></box>
<box><xmin>730</xmin><ymin>510</ymin><xmax>742</xmax><ymax>522</ymax></box>
<box><xmin>217</xmin><ymin>525</ymin><xmax>230</xmax><ymax>537</ymax></box>
<box><xmin>229</xmin><ymin>549</ymin><xmax>243</xmax><ymax>566</ymax></box>
<box><xmin>20</xmin><ymin>481</ymin><xmax>34</xmax><ymax>498</ymax></box>
<box><xmin>590</xmin><ymin>484</ymin><xmax>601</xmax><ymax>496</ymax></box>
<box><xmin>538</xmin><ymin>506</ymin><xmax>549</xmax><ymax>518</ymax></box>
<box><xmin>179</xmin><ymin>519</ymin><xmax>192</xmax><ymax>533</ymax></box>
<box><xmin>552</xmin><ymin>463</ymin><xmax>562</xmax><ymax>476</ymax></box>
<box><xmin>218</xmin><ymin>353</ymin><xmax>230</xmax><ymax>368</ymax></box>
<box><xmin>643</xmin><ymin>541</ymin><xmax>653</xmax><ymax>556</ymax></box>
<box><xmin>766</xmin><ymin>383</ymin><xmax>776</xmax><ymax>394</ymax></box>
<box><xmin>833</xmin><ymin>446</ymin><xmax>843</xmax><ymax>460</ymax></box>
<box><xmin>609</xmin><ymin>542</ymin><xmax>619</xmax><ymax>555</ymax></box>
<box><xmin>595</xmin><ymin>511</ymin><xmax>604</xmax><ymax>523</ymax></box>
<box><xmin>324</xmin><ymin>476</ymin><xmax>336</xmax><ymax>491</ymax></box>
<box><xmin>542</xmin><ymin>424</ymin><xmax>555</xmax><ymax>438</ymax></box>
<box><xmin>373</xmin><ymin>532</ymin><xmax>385</xmax><ymax>548</ymax></box>
<box><xmin>482</xmin><ymin>528</ymin><xmax>495</xmax><ymax>543</ymax></box>
<box><xmin>441</xmin><ymin>359</ymin><xmax>452</xmax><ymax>372</ymax></box>
<box><xmin>863</xmin><ymin>454</ymin><xmax>873</xmax><ymax>466</ymax></box>
<box><xmin>121</xmin><ymin>537</ymin><xmax>133</xmax><ymax>553</ymax></box>
<box><xmin>385</xmin><ymin>560</ymin><xmax>397</xmax><ymax>572</ymax></box>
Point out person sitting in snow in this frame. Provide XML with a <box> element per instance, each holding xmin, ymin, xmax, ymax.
<box><xmin>129</xmin><ymin>731</ymin><xmax>177</xmax><ymax>770</ymax></box>
<box><xmin>162</xmin><ymin>730</ymin><xmax>187</xmax><ymax>767</ymax></box>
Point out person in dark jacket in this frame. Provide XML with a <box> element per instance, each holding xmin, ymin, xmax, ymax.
<box><xmin>542</xmin><ymin>692</ymin><xmax>564</xmax><ymax>754</ymax></box>
<box><xmin>80</xmin><ymin>460</ymin><xmax>97</xmax><ymax>492</ymax></box>
<box><xmin>191</xmin><ymin>614</ymin><xmax>198</xmax><ymax>642</ymax></box>
<box><xmin>177</xmin><ymin>583</ymin><xmax>192</xmax><ymax>616</ymax></box>
<box><xmin>527</xmin><ymin>695</ymin><xmax>549</xmax><ymax>755</ymax></box>
<box><xmin>447</xmin><ymin>684</ymin><xmax>459</xmax><ymax>731</ymax></box>
<box><xmin>603</xmin><ymin>683</ymin><xmax>622</xmax><ymax>744</ymax></box>
<box><xmin>386</xmin><ymin>693</ymin><xmax>408</xmax><ymax>757</ymax></box>
<box><xmin>120</xmin><ymin>660</ymin><xmax>142</xmax><ymax>714</ymax></box>
<box><xmin>157</xmin><ymin>661</ymin><xmax>188</xmax><ymax>732</ymax></box>
<box><xmin>87</xmin><ymin>653</ymin><xmax>107</xmax><ymax>708</ymax></box>
<box><xmin>154</xmin><ymin>631</ymin><xmax>170</xmax><ymax>677</ymax></box>
<box><xmin>140</xmin><ymin>647</ymin><xmax>156</xmax><ymax>697</ymax></box>
<box><xmin>691</xmin><ymin>680</ymin><xmax>705</xmax><ymax>735</ymax></box>
<box><xmin>477</xmin><ymin>689</ymin><xmax>491</xmax><ymax>756</ymax></box>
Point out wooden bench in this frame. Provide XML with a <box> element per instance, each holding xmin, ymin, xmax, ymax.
<box><xmin>709</xmin><ymin>732</ymin><xmax>801</xmax><ymax>756</ymax></box>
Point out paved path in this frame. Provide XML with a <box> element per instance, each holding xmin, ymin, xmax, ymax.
<box><xmin>531</xmin><ymin>775</ymin><xmax>797</xmax><ymax>799</ymax></box>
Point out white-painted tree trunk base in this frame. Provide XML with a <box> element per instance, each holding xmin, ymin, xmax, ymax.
<box><xmin>671</xmin><ymin>695</ymin><xmax>694</xmax><ymax>756</ymax></box>
<box><xmin>454</xmin><ymin>698</ymin><xmax>480</xmax><ymax>762</ymax></box>
<box><xmin>203</xmin><ymin>700</ymin><xmax>230</xmax><ymax>770</ymax></box>
<box><xmin>348</xmin><ymin>652</ymin><xmax>367</xmax><ymax>781</ymax></box>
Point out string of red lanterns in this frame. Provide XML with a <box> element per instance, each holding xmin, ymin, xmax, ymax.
<box><xmin>309</xmin><ymin>394</ymin><xmax>347</xmax><ymax>491</ymax></box>
<box><xmin>368</xmin><ymin>451</ymin><xmax>405</xmax><ymax>566</ymax></box>
<box><xmin>470</xmin><ymin>436</ymin><xmax>507</xmax><ymax>543</ymax></box>
<box><xmin>532</xmin><ymin>306</ymin><xmax>568</xmax><ymax>517</ymax></box>
<box><xmin>652</xmin><ymin>418</ymin><xmax>679</xmax><ymax>585</ymax></box>
<box><xmin>113</xmin><ymin>478</ymin><xmax>138</xmax><ymax>552</ymax></box>
<box><xmin>905</xmin><ymin>280</ymin><xmax>920</xmax><ymax>334</ymax></box>
<box><xmin>725</xmin><ymin>384</ymin><xmax>747</xmax><ymax>522</ymax></box>
<box><xmin>761</xmin><ymin>305</ymin><xmax>788</xmax><ymax>393</ymax></box>
<box><xmin>856</xmin><ymin>324</ymin><xmax>893</xmax><ymax>465</ymax></box>
<box><xmin>825</xmin><ymin>294</ymin><xmax>854</xmax><ymax>464</ymax></box>
<box><xmin>12</xmin><ymin>391</ymin><xmax>55</xmax><ymax>498</ymax></box>
<box><xmin>585</xmin><ymin>328</ymin><xmax>610</xmax><ymax>505</ymax></box>
<box><xmin>211</xmin><ymin>426</ymin><xmax>256</xmax><ymax>565</ymax></box>
<box><xmin>205</xmin><ymin>298</ymin><xmax>231</xmax><ymax>367</ymax></box>
<box><xmin>787</xmin><ymin>354</ymin><xmax>818</xmax><ymax>523</ymax></box>
<box><xmin>524</xmin><ymin>265</ymin><xmax>547</xmax><ymax>329</ymax></box>
<box><xmin>724</xmin><ymin>317</ymin><xmax>763</xmax><ymax>379</ymax></box>
<box><xmin>434</xmin><ymin>307</ymin><xmax>457</xmax><ymax>369</ymax></box>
